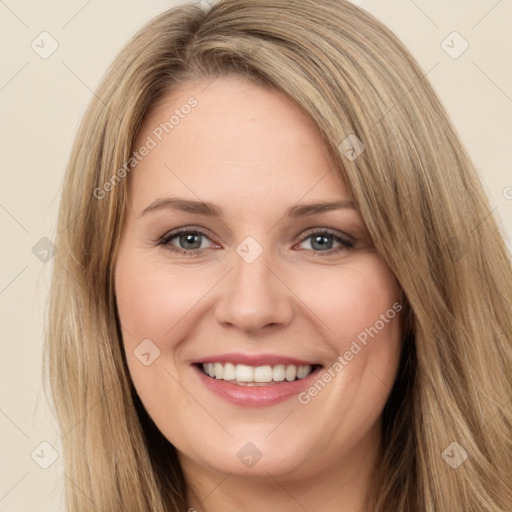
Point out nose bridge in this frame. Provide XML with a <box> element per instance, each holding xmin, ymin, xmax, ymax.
<box><xmin>214</xmin><ymin>240</ymin><xmax>293</xmax><ymax>333</ymax></box>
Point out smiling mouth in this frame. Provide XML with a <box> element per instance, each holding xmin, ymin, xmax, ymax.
<box><xmin>196</xmin><ymin>362</ymin><xmax>322</xmax><ymax>386</ymax></box>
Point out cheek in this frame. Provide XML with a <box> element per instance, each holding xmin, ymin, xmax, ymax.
<box><xmin>114</xmin><ymin>251</ymin><xmax>206</xmax><ymax>433</ymax></box>
<box><xmin>294</xmin><ymin>255</ymin><xmax>402</xmax><ymax>346</ymax></box>
<box><xmin>114</xmin><ymin>252</ymin><xmax>218</xmax><ymax>343</ymax></box>
<box><xmin>113</xmin><ymin>251</ymin><xmax>201</xmax><ymax>391</ymax></box>
<box><xmin>114</xmin><ymin>250</ymin><xmax>232</xmax><ymax>418</ymax></box>
<box><xmin>114</xmin><ymin>245</ymin><xmax>404</xmax><ymax>465</ymax></box>
<box><xmin>115</xmin><ymin>249</ymin><xmax>402</xmax><ymax>368</ymax></box>
<box><xmin>293</xmin><ymin>256</ymin><xmax>403</xmax><ymax>414</ymax></box>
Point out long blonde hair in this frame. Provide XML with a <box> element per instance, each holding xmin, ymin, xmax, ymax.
<box><xmin>44</xmin><ymin>0</ymin><xmax>512</xmax><ymax>510</ymax></box>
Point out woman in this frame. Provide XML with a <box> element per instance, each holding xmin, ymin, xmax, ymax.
<box><xmin>44</xmin><ymin>0</ymin><xmax>512</xmax><ymax>510</ymax></box>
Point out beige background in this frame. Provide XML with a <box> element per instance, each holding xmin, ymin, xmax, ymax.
<box><xmin>1</xmin><ymin>0</ymin><xmax>510</xmax><ymax>510</ymax></box>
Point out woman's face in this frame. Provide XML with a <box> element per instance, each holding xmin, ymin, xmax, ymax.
<box><xmin>114</xmin><ymin>75</ymin><xmax>403</xmax><ymax>484</ymax></box>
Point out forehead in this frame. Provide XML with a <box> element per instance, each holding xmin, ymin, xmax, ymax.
<box><xmin>129</xmin><ymin>75</ymin><xmax>349</xmax><ymax>212</ymax></box>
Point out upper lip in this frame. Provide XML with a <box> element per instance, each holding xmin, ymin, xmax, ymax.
<box><xmin>191</xmin><ymin>353</ymin><xmax>321</xmax><ymax>367</ymax></box>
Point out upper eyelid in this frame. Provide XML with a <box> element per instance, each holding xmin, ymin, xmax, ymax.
<box><xmin>296</xmin><ymin>227</ymin><xmax>354</xmax><ymax>243</ymax></box>
<box><xmin>159</xmin><ymin>225</ymin><xmax>213</xmax><ymax>239</ymax></box>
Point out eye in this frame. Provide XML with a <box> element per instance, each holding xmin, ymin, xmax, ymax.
<box><xmin>158</xmin><ymin>228</ymin><xmax>216</xmax><ymax>256</ymax></box>
<box><xmin>158</xmin><ymin>227</ymin><xmax>355</xmax><ymax>257</ymax></box>
<box><xmin>296</xmin><ymin>229</ymin><xmax>355</xmax><ymax>256</ymax></box>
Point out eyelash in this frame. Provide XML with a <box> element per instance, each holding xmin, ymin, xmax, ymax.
<box><xmin>157</xmin><ymin>226</ymin><xmax>355</xmax><ymax>258</ymax></box>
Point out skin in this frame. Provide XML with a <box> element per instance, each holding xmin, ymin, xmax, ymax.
<box><xmin>114</xmin><ymin>75</ymin><xmax>403</xmax><ymax>512</ymax></box>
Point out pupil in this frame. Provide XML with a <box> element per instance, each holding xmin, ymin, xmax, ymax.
<box><xmin>312</xmin><ymin>235</ymin><xmax>332</xmax><ymax>251</ymax></box>
<box><xmin>180</xmin><ymin>233</ymin><xmax>201</xmax><ymax>249</ymax></box>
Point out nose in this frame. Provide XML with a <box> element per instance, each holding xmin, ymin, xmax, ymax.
<box><xmin>214</xmin><ymin>249</ymin><xmax>294</xmax><ymax>334</ymax></box>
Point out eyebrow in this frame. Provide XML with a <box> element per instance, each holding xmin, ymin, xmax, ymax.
<box><xmin>140</xmin><ymin>197</ymin><xmax>357</xmax><ymax>218</ymax></box>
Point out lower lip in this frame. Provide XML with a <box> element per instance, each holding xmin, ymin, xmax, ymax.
<box><xmin>193</xmin><ymin>365</ymin><xmax>322</xmax><ymax>407</ymax></box>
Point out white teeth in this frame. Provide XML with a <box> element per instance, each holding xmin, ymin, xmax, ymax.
<box><xmin>253</xmin><ymin>365</ymin><xmax>273</xmax><ymax>382</ymax></box>
<box><xmin>214</xmin><ymin>362</ymin><xmax>224</xmax><ymax>379</ymax></box>
<box><xmin>201</xmin><ymin>362</ymin><xmax>314</xmax><ymax>383</ymax></box>
<box><xmin>223</xmin><ymin>362</ymin><xmax>236</xmax><ymax>380</ymax></box>
<box><xmin>272</xmin><ymin>364</ymin><xmax>286</xmax><ymax>381</ymax></box>
<box><xmin>285</xmin><ymin>365</ymin><xmax>297</xmax><ymax>381</ymax></box>
<box><xmin>297</xmin><ymin>365</ymin><xmax>310</xmax><ymax>379</ymax></box>
<box><xmin>235</xmin><ymin>364</ymin><xmax>254</xmax><ymax>382</ymax></box>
